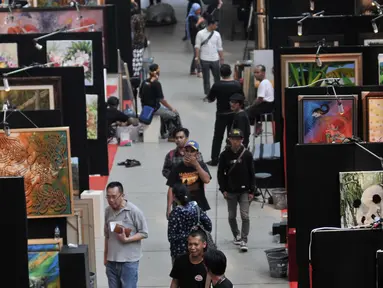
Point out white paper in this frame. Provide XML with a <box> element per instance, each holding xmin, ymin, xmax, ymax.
<box><xmin>109</xmin><ymin>221</ymin><xmax>123</xmax><ymax>232</ymax></box>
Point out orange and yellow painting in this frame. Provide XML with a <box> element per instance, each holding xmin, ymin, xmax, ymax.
<box><xmin>0</xmin><ymin>127</ymin><xmax>73</xmax><ymax>218</ymax></box>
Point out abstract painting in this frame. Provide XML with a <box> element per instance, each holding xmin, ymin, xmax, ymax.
<box><xmin>281</xmin><ymin>53</ymin><xmax>362</xmax><ymax>115</ymax></box>
<box><xmin>71</xmin><ymin>157</ymin><xmax>79</xmax><ymax>197</ymax></box>
<box><xmin>340</xmin><ymin>171</ymin><xmax>383</xmax><ymax>227</ymax></box>
<box><xmin>86</xmin><ymin>94</ymin><xmax>98</xmax><ymax>139</ymax></box>
<box><xmin>0</xmin><ymin>127</ymin><xmax>73</xmax><ymax>218</ymax></box>
<box><xmin>362</xmin><ymin>92</ymin><xmax>383</xmax><ymax>142</ymax></box>
<box><xmin>0</xmin><ymin>43</ymin><xmax>18</xmax><ymax>68</ymax></box>
<box><xmin>47</xmin><ymin>40</ymin><xmax>93</xmax><ymax>86</ymax></box>
<box><xmin>28</xmin><ymin>238</ymin><xmax>62</xmax><ymax>288</ymax></box>
<box><xmin>298</xmin><ymin>95</ymin><xmax>358</xmax><ymax>144</ymax></box>
<box><xmin>379</xmin><ymin>54</ymin><xmax>383</xmax><ymax>85</ymax></box>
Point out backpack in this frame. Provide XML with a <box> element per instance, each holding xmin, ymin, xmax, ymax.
<box><xmin>191</xmin><ymin>205</ymin><xmax>217</xmax><ymax>250</ymax></box>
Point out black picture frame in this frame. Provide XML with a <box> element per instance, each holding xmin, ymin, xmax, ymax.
<box><xmin>358</xmin><ymin>32</ymin><xmax>383</xmax><ymax>46</ymax></box>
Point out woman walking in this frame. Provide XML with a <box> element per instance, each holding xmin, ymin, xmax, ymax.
<box><xmin>131</xmin><ymin>6</ymin><xmax>147</xmax><ymax>77</ymax></box>
<box><xmin>167</xmin><ymin>183</ymin><xmax>212</xmax><ymax>264</ymax></box>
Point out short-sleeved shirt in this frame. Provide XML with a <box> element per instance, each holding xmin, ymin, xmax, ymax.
<box><xmin>140</xmin><ymin>78</ymin><xmax>164</xmax><ymax>111</ymax></box>
<box><xmin>166</xmin><ymin>161</ymin><xmax>211</xmax><ymax>211</ymax></box>
<box><xmin>170</xmin><ymin>254</ymin><xmax>207</xmax><ymax>288</ymax></box>
<box><xmin>257</xmin><ymin>79</ymin><xmax>274</xmax><ymax>102</ymax></box>
<box><xmin>104</xmin><ymin>200</ymin><xmax>149</xmax><ymax>262</ymax></box>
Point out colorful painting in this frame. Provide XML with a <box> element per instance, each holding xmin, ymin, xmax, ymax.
<box><xmin>47</xmin><ymin>40</ymin><xmax>93</xmax><ymax>86</ymax></box>
<box><xmin>298</xmin><ymin>95</ymin><xmax>358</xmax><ymax>144</ymax></box>
<box><xmin>0</xmin><ymin>43</ymin><xmax>18</xmax><ymax>68</ymax></box>
<box><xmin>0</xmin><ymin>127</ymin><xmax>73</xmax><ymax>218</ymax></box>
<box><xmin>362</xmin><ymin>92</ymin><xmax>383</xmax><ymax>142</ymax></box>
<box><xmin>281</xmin><ymin>53</ymin><xmax>362</xmax><ymax>116</ymax></box>
<box><xmin>105</xmin><ymin>73</ymin><xmax>120</xmax><ymax>99</ymax></box>
<box><xmin>340</xmin><ymin>171</ymin><xmax>383</xmax><ymax>228</ymax></box>
<box><xmin>379</xmin><ymin>54</ymin><xmax>383</xmax><ymax>85</ymax></box>
<box><xmin>28</xmin><ymin>238</ymin><xmax>62</xmax><ymax>288</ymax></box>
<box><xmin>71</xmin><ymin>157</ymin><xmax>79</xmax><ymax>197</ymax></box>
<box><xmin>86</xmin><ymin>94</ymin><xmax>98</xmax><ymax>139</ymax></box>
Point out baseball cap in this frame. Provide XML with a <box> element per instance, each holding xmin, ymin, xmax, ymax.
<box><xmin>228</xmin><ymin>129</ymin><xmax>244</xmax><ymax>138</ymax></box>
<box><xmin>185</xmin><ymin>140</ymin><xmax>199</xmax><ymax>151</ymax></box>
<box><xmin>230</xmin><ymin>93</ymin><xmax>245</xmax><ymax>102</ymax></box>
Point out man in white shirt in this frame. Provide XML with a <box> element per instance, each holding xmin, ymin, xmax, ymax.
<box><xmin>246</xmin><ymin>65</ymin><xmax>274</xmax><ymax>136</ymax></box>
<box><xmin>194</xmin><ymin>17</ymin><xmax>224</xmax><ymax>96</ymax></box>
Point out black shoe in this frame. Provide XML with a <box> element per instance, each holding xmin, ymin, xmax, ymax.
<box><xmin>182</xmin><ymin>36</ymin><xmax>187</xmax><ymax>41</ymax></box>
<box><xmin>206</xmin><ymin>160</ymin><xmax>218</xmax><ymax>166</ymax></box>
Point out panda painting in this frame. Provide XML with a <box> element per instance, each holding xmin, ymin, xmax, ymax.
<box><xmin>340</xmin><ymin>171</ymin><xmax>383</xmax><ymax>227</ymax></box>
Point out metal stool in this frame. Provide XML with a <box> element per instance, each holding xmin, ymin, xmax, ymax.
<box><xmin>254</xmin><ymin>172</ymin><xmax>273</xmax><ymax>208</ymax></box>
<box><xmin>252</xmin><ymin>111</ymin><xmax>275</xmax><ymax>150</ymax></box>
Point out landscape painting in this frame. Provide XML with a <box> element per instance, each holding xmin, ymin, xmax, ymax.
<box><xmin>362</xmin><ymin>91</ymin><xmax>383</xmax><ymax>142</ymax></box>
<box><xmin>298</xmin><ymin>95</ymin><xmax>358</xmax><ymax>144</ymax></box>
<box><xmin>71</xmin><ymin>157</ymin><xmax>79</xmax><ymax>197</ymax></box>
<box><xmin>86</xmin><ymin>94</ymin><xmax>98</xmax><ymax>139</ymax></box>
<box><xmin>0</xmin><ymin>85</ymin><xmax>54</xmax><ymax>110</ymax></box>
<box><xmin>0</xmin><ymin>127</ymin><xmax>73</xmax><ymax>218</ymax></box>
<box><xmin>0</xmin><ymin>43</ymin><xmax>18</xmax><ymax>68</ymax></box>
<box><xmin>47</xmin><ymin>40</ymin><xmax>93</xmax><ymax>86</ymax></box>
<box><xmin>340</xmin><ymin>171</ymin><xmax>383</xmax><ymax>228</ymax></box>
<box><xmin>28</xmin><ymin>238</ymin><xmax>62</xmax><ymax>288</ymax></box>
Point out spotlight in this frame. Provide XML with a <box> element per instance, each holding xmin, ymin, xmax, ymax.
<box><xmin>297</xmin><ymin>22</ymin><xmax>303</xmax><ymax>36</ymax></box>
<box><xmin>3</xmin><ymin>78</ymin><xmax>10</xmax><ymax>92</ymax></box>
<box><xmin>337</xmin><ymin>99</ymin><xmax>344</xmax><ymax>115</ymax></box>
<box><xmin>315</xmin><ymin>56</ymin><xmax>322</xmax><ymax>67</ymax></box>
<box><xmin>35</xmin><ymin>42</ymin><xmax>43</xmax><ymax>50</ymax></box>
<box><xmin>90</xmin><ymin>24</ymin><xmax>94</xmax><ymax>32</ymax></box>
<box><xmin>372</xmin><ymin>20</ymin><xmax>379</xmax><ymax>33</ymax></box>
<box><xmin>309</xmin><ymin>0</ymin><xmax>315</xmax><ymax>11</ymax></box>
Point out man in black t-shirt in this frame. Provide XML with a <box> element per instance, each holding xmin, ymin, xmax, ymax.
<box><xmin>204</xmin><ymin>249</ymin><xmax>234</xmax><ymax>288</ymax></box>
<box><xmin>166</xmin><ymin>140</ymin><xmax>211</xmax><ymax>218</ymax></box>
<box><xmin>230</xmin><ymin>93</ymin><xmax>250</xmax><ymax>148</ymax></box>
<box><xmin>170</xmin><ymin>230</ymin><xmax>208</xmax><ymax>288</ymax></box>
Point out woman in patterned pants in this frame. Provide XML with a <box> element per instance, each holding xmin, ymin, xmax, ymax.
<box><xmin>131</xmin><ymin>5</ymin><xmax>147</xmax><ymax>77</ymax></box>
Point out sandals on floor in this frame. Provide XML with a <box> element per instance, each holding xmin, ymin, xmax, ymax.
<box><xmin>117</xmin><ymin>159</ymin><xmax>141</xmax><ymax>168</ymax></box>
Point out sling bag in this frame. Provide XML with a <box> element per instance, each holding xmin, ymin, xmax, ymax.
<box><xmin>200</xmin><ymin>31</ymin><xmax>214</xmax><ymax>47</ymax></box>
<box><xmin>227</xmin><ymin>146</ymin><xmax>246</xmax><ymax>175</ymax></box>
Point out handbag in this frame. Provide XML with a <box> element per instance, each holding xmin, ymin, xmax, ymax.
<box><xmin>138</xmin><ymin>105</ymin><xmax>155</xmax><ymax>125</ymax></box>
<box><xmin>191</xmin><ymin>205</ymin><xmax>217</xmax><ymax>250</ymax></box>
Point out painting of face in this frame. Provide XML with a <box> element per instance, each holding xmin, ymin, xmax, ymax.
<box><xmin>86</xmin><ymin>94</ymin><xmax>98</xmax><ymax>139</ymax></box>
<box><xmin>0</xmin><ymin>127</ymin><xmax>73</xmax><ymax>218</ymax></box>
<box><xmin>362</xmin><ymin>92</ymin><xmax>383</xmax><ymax>142</ymax></box>
<box><xmin>298</xmin><ymin>95</ymin><xmax>358</xmax><ymax>144</ymax></box>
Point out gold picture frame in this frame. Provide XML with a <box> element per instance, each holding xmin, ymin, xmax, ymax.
<box><xmin>361</xmin><ymin>91</ymin><xmax>383</xmax><ymax>142</ymax></box>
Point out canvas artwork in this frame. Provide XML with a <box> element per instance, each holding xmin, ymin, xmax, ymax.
<box><xmin>0</xmin><ymin>43</ymin><xmax>18</xmax><ymax>68</ymax></box>
<box><xmin>379</xmin><ymin>54</ymin><xmax>383</xmax><ymax>85</ymax></box>
<box><xmin>281</xmin><ymin>53</ymin><xmax>362</xmax><ymax>115</ymax></box>
<box><xmin>28</xmin><ymin>238</ymin><xmax>63</xmax><ymax>288</ymax></box>
<box><xmin>106</xmin><ymin>73</ymin><xmax>120</xmax><ymax>100</ymax></box>
<box><xmin>340</xmin><ymin>171</ymin><xmax>383</xmax><ymax>228</ymax></box>
<box><xmin>0</xmin><ymin>127</ymin><xmax>73</xmax><ymax>218</ymax></box>
<box><xmin>47</xmin><ymin>40</ymin><xmax>93</xmax><ymax>86</ymax></box>
<box><xmin>298</xmin><ymin>95</ymin><xmax>358</xmax><ymax>144</ymax></box>
<box><xmin>86</xmin><ymin>94</ymin><xmax>98</xmax><ymax>139</ymax></box>
<box><xmin>33</xmin><ymin>0</ymin><xmax>88</xmax><ymax>7</ymax></box>
<box><xmin>362</xmin><ymin>92</ymin><xmax>383</xmax><ymax>142</ymax></box>
<box><xmin>71</xmin><ymin>157</ymin><xmax>80</xmax><ymax>197</ymax></box>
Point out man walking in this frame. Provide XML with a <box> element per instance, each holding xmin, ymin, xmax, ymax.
<box><xmin>217</xmin><ymin>129</ymin><xmax>256</xmax><ymax>252</ymax></box>
<box><xmin>204</xmin><ymin>249</ymin><xmax>234</xmax><ymax>288</ymax></box>
<box><xmin>194</xmin><ymin>17</ymin><xmax>224</xmax><ymax>97</ymax></box>
<box><xmin>104</xmin><ymin>181</ymin><xmax>149</xmax><ymax>288</ymax></box>
<box><xmin>246</xmin><ymin>65</ymin><xmax>274</xmax><ymax>136</ymax></box>
<box><xmin>230</xmin><ymin>93</ymin><xmax>251</xmax><ymax>149</ymax></box>
<box><xmin>205</xmin><ymin>64</ymin><xmax>243</xmax><ymax>166</ymax></box>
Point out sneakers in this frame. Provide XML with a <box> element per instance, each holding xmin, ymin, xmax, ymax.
<box><xmin>233</xmin><ymin>235</ymin><xmax>242</xmax><ymax>245</ymax></box>
<box><xmin>240</xmin><ymin>241</ymin><xmax>248</xmax><ymax>252</ymax></box>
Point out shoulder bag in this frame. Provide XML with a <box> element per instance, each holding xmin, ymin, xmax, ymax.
<box><xmin>227</xmin><ymin>146</ymin><xmax>246</xmax><ymax>175</ymax></box>
<box><xmin>200</xmin><ymin>31</ymin><xmax>214</xmax><ymax>47</ymax></box>
<box><xmin>191</xmin><ymin>205</ymin><xmax>217</xmax><ymax>249</ymax></box>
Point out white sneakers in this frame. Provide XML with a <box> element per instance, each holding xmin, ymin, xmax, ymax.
<box><xmin>233</xmin><ymin>236</ymin><xmax>248</xmax><ymax>252</ymax></box>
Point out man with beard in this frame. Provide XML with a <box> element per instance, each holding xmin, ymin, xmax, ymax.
<box><xmin>170</xmin><ymin>230</ymin><xmax>209</xmax><ymax>288</ymax></box>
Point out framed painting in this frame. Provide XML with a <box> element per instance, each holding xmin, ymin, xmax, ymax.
<box><xmin>0</xmin><ymin>127</ymin><xmax>74</xmax><ymax>218</ymax></box>
<box><xmin>362</xmin><ymin>91</ymin><xmax>383</xmax><ymax>142</ymax></box>
<box><xmin>379</xmin><ymin>54</ymin><xmax>383</xmax><ymax>85</ymax></box>
<box><xmin>281</xmin><ymin>53</ymin><xmax>362</xmax><ymax>115</ymax></box>
<box><xmin>339</xmin><ymin>171</ymin><xmax>383</xmax><ymax>227</ymax></box>
<box><xmin>86</xmin><ymin>94</ymin><xmax>98</xmax><ymax>140</ymax></box>
<box><xmin>0</xmin><ymin>77</ymin><xmax>61</xmax><ymax>110</ymax></box>
<box><xmin>47</xmin><ymin>40</ymin><xmax>93</xmax><ymax>86</ymax></box>
<box><xmin>298</xmin><ymin>95</ymin><xmax>358</xmax><ymax>144</ymax></box>
<box><xmin>358</xmin><ymin>32</ymin><xmax>383</xmax><ymax>46</ymax></box>
<box><xmin>0</xmin><ymin>43</ymin><xmax>18</xmax><ymax>67</ymax></box>
<box><xmin>288</xmin><ymin>35</ymin><xmax>344</xmax><ymax>48</ymax></box>
<box><xmin>28</xmin><ymin>238</ymin><xmax>63</xmax><ymax>287</ymax></box>
<box><xmin>71</xmin><ymin>157</ymin><xmax>80</xmax><ymax>197</ymax></box>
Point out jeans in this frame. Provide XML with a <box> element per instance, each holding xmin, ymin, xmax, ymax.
<box><xmin>210</xmin><ymin>113</ymin><xmax>234</xmax><ymax>161</ymax></box>
<box><xmin>200</xmin><ymin>60</ymin><xmax>220</xmax><ymax>95</ymax></box>
<box><xmin>226</xmin><ymin>192</ymin><xmax>250</xmax><ymax>242</ymax></box>
<box><xmin>106</xmin><ymin>261</ymin><xmax>139</xmax><ymax>288</ymax></box>
<box><xmin>191</xmin><ymin>45</ymin><xmax>201</xmax><ymax>73</ymax></box>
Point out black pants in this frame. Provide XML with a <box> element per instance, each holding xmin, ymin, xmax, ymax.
<box><xmin>200</xmin><ymin>60</ymin><xmax>220</xmax><ymax>95</ymax></box>
<box><xmin>211</xmin><ymin>113</ymin><xmax>234</xmax><ymax>161</ymax></box>
<box><xmin>246</xmin><ymin>101</ymin><xmax>274</xmax><ymax>125</ymax></box>
<box><xmin>149</xmin><ymin>0</ymin><xmax>160</xmax><ymax>5</ymax></box>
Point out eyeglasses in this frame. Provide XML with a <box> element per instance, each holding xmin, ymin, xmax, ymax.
<box><xmin>106</xmin><ymin>193</ymin><xmax>123</xmax><ymax>201</ymax></box>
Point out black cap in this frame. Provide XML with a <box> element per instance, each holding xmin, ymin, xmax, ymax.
<box><xmin>230</xmin><ymin>93</ymin><xmax>245</xmax><ymax>101</ymax></box>
<box><xmin>228</xmin><ymin>128</ymin><xmax>244</xmax><ymax>138</ymax></box>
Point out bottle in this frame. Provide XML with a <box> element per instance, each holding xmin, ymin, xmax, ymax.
<box><xmin>54</xmin><ymin>226</ymin><xmax>60</xmax><ymax>240</ymax></box>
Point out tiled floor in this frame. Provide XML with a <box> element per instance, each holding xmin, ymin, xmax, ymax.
<box><xmin>96</xmin><ymin>0</ymin><xmax>288</xmax><ymax>286</ymax></box>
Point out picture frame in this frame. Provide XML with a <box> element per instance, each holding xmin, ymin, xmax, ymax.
<box><xmin>288</xmin><ymin>35</ymin><xmax>344</xmax><ymax>48</ymax></box>
<box><xmin>0</xmin><ymin>77</ymin><xmax>62</xmax><ymax>110</ymax></box>
<box><xmin>281</xmin><ymin>53</ymin><xmax>363</xmax><ymax>116</ymax></box>
<box><xmin>0</xmin><ymin>127</ymin><xmax>74</xmax><ymax>218</ymax></box>
<box><xmin>361</xmin><ymin>91</ymin><xmax>383</xmax><ymax>142</ymax></box>
<box><xmin>358</xmin><ymin>32</ymin><xmax>383</xmax><ymax>46</ymax></box>
<box><xmin>298</xmin><ymin>95</ymin><xmax>358</xmax><ymax>144</ymax></box>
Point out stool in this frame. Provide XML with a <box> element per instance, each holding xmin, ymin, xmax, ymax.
<box><xmin>143</xmin><ymin>114</ymin><xmax>161</xmax><ymax>143</ymax></box>
<box><xmin>252</xmin><ymin>112</ymin><xmax>275</xmax><ymax>148</ymax></box>
<box><xmin>254</xmin><ymin>172</ymin><xmax>273</xmax><ymax>208</ymax></box>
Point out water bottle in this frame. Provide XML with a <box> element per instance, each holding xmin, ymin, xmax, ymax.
<box><xmin>54</xmin><ymin>226</ymin><xmax>60</xmax><ymax>240</ymax></box>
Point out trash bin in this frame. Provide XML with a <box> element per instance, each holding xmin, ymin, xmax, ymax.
<box><xmin>265</xmin><ymin>249</ymin><xmax>288</xmax><ymax>278</ymax></box>
<box><xmin>89</xmin><ymin>272</ymin><xmax>95</xmax><ymax>288</ymax></box>
<box><xmin>271</xmin><ymin>188</ymin><xmax>287</xmax><ymax>210</ymax></box>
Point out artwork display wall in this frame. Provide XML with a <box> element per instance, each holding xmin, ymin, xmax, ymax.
<box><xmin>0</xmin><ymin>43</ymin><xmax>18</xmax><ymax>67</ymax></box>
<box><xmin>362</xmin><ymin>91</ymin><xmax>383</xmax><ymax>143</ymax></box>
<box><xmin>0</xmin><ymin>127</ymin><xmax>73</xmax><ymax>218</ymax></box>
<box><xmin>28</xmin><ymin>238</ymin><xmax>63</xmax><ymax>287</ymax></box>
<box><xmin>86</xmin><ymin>94</ymin><xmax>98</xmax><ymax>139</ymax></box>
<box><xmin>298</xmin><ymin>95</ymin><xmax>358</xmax><ymax>144</ymax></box>
<box><xmin>340</xmin><ymin>171</ymin><xmax>383</xmax><ymax>227</ymax></box>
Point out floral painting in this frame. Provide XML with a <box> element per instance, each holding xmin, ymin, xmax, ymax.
<box><xmin>47</xmin><ymin>40</ymin><xmax>93</xmax><ymax>86</ymax></box>
<box><xmin>0</xmin><ymin>43</ymin><xmax>18</xmax><ymax>68</ymax></box>
<box><xmin>298</xmin><ymin>95</ymin><xmax>358</xmax><ymax>144</ymax></box>
<box><xmin>362</xmin><ymin>92</ymin><xmax>383</xmax><ymax>142</ymax></box>
<box><xmin>0</xmin><ymin>85</ymin><xmax>54</xmax><ymax>110</ymax></box>
<box><xmin>86</xmin><ymin>94</ymin><xmax>98</xmax><ymax>139</ymax></box>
